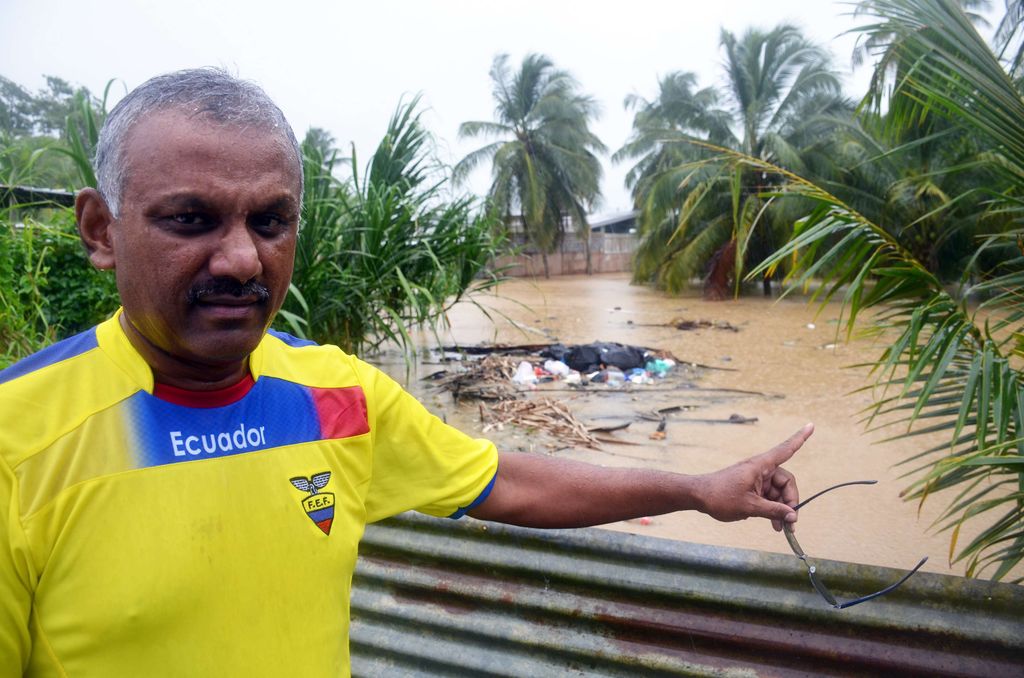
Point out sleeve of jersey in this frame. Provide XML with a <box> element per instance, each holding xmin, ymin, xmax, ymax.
<box><xmin>358</xmin><ymin>362</ymin><xmax>499</xmax><ymax>523</ymax></box>
<box><xmin>0</xmin><ymin>458</ymin><xmax>33</xmax><ymax>676</ymax></box>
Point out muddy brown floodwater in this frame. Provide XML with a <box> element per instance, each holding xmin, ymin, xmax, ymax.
<box><xmin>375</xmin><ymin>273</ymin><xmax>999</xmax><ymax>578</ymax></box>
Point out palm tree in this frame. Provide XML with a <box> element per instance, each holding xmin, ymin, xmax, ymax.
<box><xmin>613</xmin><ymin>73</ymin><xmax>736</xmax><ymax>293</ymax></box>
<box><xmin>729</xmin><ymin>0</ymin><xmax>1024</xmax><ymax>580</ymax></box>
<box><xmin>456</xmin><ymin>54</ymin><xmax>605</xmax><ymax>277</ymax></box>
<box><xmin>619</xmin><ymin>26</ymin><xmax>849</xmax><ymax>297</ymax></box>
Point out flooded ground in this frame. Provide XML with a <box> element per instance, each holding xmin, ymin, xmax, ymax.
<box><xmin>376</xmin><ymin>273</ymin><xmax>997</xmax><ymax>578</ymax></box>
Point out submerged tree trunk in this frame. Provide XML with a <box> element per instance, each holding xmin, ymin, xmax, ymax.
<box><xmin>585</xmin><ymin>231</ymin><xmax>593</xmax><ymax>275</ymax></box>
<box><xmin>542</xmin><ymin>252</ymin><xmax>550</xmax><ymax>278</ymax></box>
<box><xmin>703</xmin><ymin>239</ymin><xmax>737</xmax><ymax>301</ymax></box>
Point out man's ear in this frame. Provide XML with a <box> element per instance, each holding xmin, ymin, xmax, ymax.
<box><xmin>75</xmin><ymin>188</ymin><xmax>117</xmax><ymax>270</ymax></box>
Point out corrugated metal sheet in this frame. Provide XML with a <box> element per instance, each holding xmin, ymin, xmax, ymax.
<box><xmin>0</xmin><ymin>185</ymin><xmax>76</xmax><ymax>207</ymax></box>
<box><xmin>351</xmin><ymin>513</ymin><xmax>1024</xmax><ymax>677</ymax></box>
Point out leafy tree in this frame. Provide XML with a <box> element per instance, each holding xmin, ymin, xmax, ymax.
<box><xmin>0</xmin><ymin>76</ymin><xmax>36</xmax><ymax>138</ymax></box>
<box><xmin>456</xmin><ymin>54</ymin><xmax>605</xmax><ymax>277</ymax></box>
<box><xmin>0</xmin><ymin>73</ymin><xmax>108</xmax><ymax>191</ymax></box>
<box><xmin>619</xmin><ymin>26</ymin><xmax>849</xmax><ymax>297</ymax></box>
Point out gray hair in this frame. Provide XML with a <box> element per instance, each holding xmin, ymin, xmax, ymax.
<box><xmin>94</xmin><ymin>68</ymin><xmax>303</xmax><ymax>216</ymax></box>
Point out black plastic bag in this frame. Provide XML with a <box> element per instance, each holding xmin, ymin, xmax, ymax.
<box><xmin>565</xmin><ymin>342</ymin><xmax>648</xmax><ymax>372</ymax></box>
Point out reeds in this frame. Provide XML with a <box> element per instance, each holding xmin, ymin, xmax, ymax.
<box><xmin>281</xmin><ymin>97</ymin><xmax>506</xmax><ymax>357</ymax></box>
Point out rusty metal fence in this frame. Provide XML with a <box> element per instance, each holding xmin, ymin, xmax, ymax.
<box><xmin>351</xmin><ymin>512</ymin><xmax>1024</xmax><ymax>677</ymax></box>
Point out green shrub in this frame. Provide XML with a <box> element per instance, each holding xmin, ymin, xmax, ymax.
<box><xmin>0</xmin><ymin>212</ymin><xmax>119</xmax><ymax>369</ymax></box>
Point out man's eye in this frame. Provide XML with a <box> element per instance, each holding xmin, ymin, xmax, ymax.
<box><xmin>169</xmin><ymin>213</ymin><xmax>207</xmax><ymax>227</ymax></box>
<box><xmin>251</xmin><ymin>214</ymin><xmax>289</xmax><ymax>233</ymax></box>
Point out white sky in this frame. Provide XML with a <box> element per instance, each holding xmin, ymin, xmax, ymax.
<box><xmin>2</xmin><ymin>0</ymin><xmax>879</xmax><ymax>218</ymax></box>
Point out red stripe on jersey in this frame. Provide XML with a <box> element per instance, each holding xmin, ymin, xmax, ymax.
<box><xmin>311</xmin><ymin>386</ymin><xmax>369</xmax><ymax>439</ymax></box>
<box><xmin>153</xmin><ymin>373</ymin><xmax>255</xmax><ymax>408</ymax></box>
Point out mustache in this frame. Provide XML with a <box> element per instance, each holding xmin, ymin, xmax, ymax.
<box><xmin>186</xmin><ymin>278</ymin><xmax>271</xmax><ymax>305</ymax></box>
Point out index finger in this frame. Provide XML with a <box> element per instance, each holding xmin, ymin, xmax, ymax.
<box><xmin>760</xmin><ymin>423</ymin><xmax>814</xmax><ymax>466</ymax></box>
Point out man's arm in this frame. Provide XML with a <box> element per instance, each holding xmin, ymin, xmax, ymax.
<box><xmin>468</xmin><ymin>424</ymin><xmax>812</xmax><ymax>531</ymax></box>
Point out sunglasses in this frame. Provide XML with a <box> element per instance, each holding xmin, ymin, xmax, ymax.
<box><xmin>784</xmin><ymin>480</ymin><xmax>929</xmax><ymax>610</ymax></box>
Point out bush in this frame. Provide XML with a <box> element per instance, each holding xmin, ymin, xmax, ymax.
<box><xmin>0</xmin><ymin>211</ymin><xmax>119</xmax><ymax>369</ymax></box>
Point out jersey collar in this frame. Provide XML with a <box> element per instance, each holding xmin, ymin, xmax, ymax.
<box><xmin>96</xmin><ymin>309</ymin><xmax>268</xmax><ymax>394</ymax></box>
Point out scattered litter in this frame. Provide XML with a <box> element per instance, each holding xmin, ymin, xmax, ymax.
<box><xmin>634</xmin><ymin>318</ymin><xmax>739</xmax><ymax>332</ymax></box>
<box><xmin>728</xmin><ymin>413</ymin><xmax>757</xmax><ymax>424</ymax></box>
<box><xmin>645</xmin><ymin>358</ymin><xmax>675</xmax><ymax>377</ymax></box>
<box><xmin>480</xmin><ymin>398</ymin><xmax>599</xmax><ymax>449</ymax></box>
<box><xmin>806</xmin><ymin>323</ymin><xmax>816</xmax><ymax>330</ymax></box>
<box><xmin>649</xmin><ymin>419</ymin><xmax>668</xmax><ymax>440</ymax></box>
<box><xmin>587</xmin><ymin>421</ymin><xmax>632</xmax><ymax>433</ymax></box>
<box><xmin>591</xmin><ymin>366</ymin><xmax>626</xmax><ymax>386</ymax></box>
<box><xmin>512</xmin><ymin>361</ymin><xmax>538</xmax><ymax>386</ymax></box>
<box><xmin>626</xmin><ymin>368</ymin><xmax>651</xmax><ymax>384</ymax></box>
<box><xmin>674</xmin><ymin>413</ymin><xmax>759</xmax><ymax>425</ymax></box>
<box><xmin>543</xmin><ymin>359</ymin><xmax>571</xmax><ymax>377</ymax></box>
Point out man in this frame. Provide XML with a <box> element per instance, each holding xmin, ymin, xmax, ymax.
<box><xmin>0</xmin><ymin>69</ymin><xmax>811</xmax><ymax>676</ymax></box>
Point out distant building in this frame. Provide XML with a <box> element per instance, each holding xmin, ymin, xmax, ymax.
<box><xmin>492</xmin><ymin>210</ymin><xmax>639</xmax><ymax>277</ymax></box>
<box><xmin>588</xmin><ymin>210</ymin><xmax>638</xmax><ymax>235</ymax></box>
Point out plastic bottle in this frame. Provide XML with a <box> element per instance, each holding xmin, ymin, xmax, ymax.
<box><xmin>604</xmin><ymin>366</ymin><xmax>626</xmax><ymax>386</ymax></box>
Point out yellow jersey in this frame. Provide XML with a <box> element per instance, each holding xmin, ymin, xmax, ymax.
<box><xmin>0</xmin><ymin>312</ymin><xmax>498</xmax><ymax>676</ymax></box>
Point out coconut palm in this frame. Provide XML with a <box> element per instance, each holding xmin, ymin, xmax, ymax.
<box><xmin>994</xmin><ymin>0</ymin><xmax>1023</xmax><ymax>77</ymax></box>
<box><xmin>613</xmin><ymin>73</ymin><xmax>736</xmax><ymax>292</ymax></box>
<box><xmin>728</xmin><ymin>0</ymin><xmax>1024</xmax><ymax>580</ymax></box>
<box><xmin>619</xmin><ymin>26</ymin><xmax>850</xmax><ymax>297</ymax></box>
<box><xmin>456</xmin><ymin>53</ymin><xmax>605</xmax><ymax>276</ymax></box>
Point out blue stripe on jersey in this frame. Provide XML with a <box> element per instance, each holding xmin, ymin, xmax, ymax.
<box><xmin>448</xmin><ymin>472</ymin><xmax>497</xmax><ymax>519</ymax></box>
<box><xmin>0</xmin><ymin>328</ymin><xmax>99</xmax><ymax>386</ymax></box>
<box><xmin>127</xmin><ymin>376</ymin><xmax>322</xmax><ymax>468</ymax></box>
<box><xmin>267</xmin><ymin>329</ymin><xmax>318</xmax><ymax>348</ymax></box>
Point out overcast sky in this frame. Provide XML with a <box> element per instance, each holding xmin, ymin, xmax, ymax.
<box><xmin>3</xmin><ymin>0</ymin><xmax>881</xmax><ymax>217</ymax></box>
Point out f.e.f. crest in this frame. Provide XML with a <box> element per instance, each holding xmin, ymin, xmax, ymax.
<box><xmin>290</xmin><ymin>472</ymin><xmax>335</xmax><ymax>535</ymax></box>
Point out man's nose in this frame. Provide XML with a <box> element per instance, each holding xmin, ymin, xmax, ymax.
<box><xmin>209</xmin><ymin>220</ymin><xmax>262</xmax><ymax>282</ymax></box>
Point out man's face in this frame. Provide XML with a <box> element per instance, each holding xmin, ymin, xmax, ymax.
<box><xmin>108</xmin><ymin>110</ymin><xmax>301</xmax><ymax>371</ymax></box>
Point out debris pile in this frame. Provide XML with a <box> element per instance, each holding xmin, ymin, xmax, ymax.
<box><xmin>430</xmin><ymin>355</ymin><xmax>521</xmax><ymax>401</ymax></box>
<box><xmin>479</xmin><ymin>398</ymin><xmax>600</xmax><ymax>449</ymax></box>
<box><xmin>431</xmin><ymin>342</ymin><xmax>683</xmax><ymax>400</ymax></box>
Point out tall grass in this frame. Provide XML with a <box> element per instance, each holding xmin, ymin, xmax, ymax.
<box><xmin>280</xmin><ymin>97</ymin><xmax>506</xmax><ymax>356</ymax></box>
